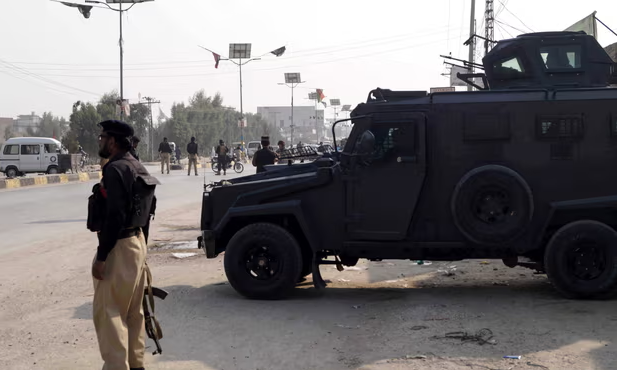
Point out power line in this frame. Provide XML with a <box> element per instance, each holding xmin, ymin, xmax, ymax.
<box><xmin>4</xmin><ymin>25</ymin><xmax>458</xmax><ymax>69</ymax></box>
<box><xmin>0</xmin><ymin>58</ymin><xmax>100</xmax><ymax>97</ymax></box>
<box><xmin>2</xmin><ymin>33</ymin><xmax>464</xmax><ymax>80</ymax></box>
<box><xmin>495</xmin><ymin>19</ymin><xmax>526</xmax><ymax>35</ymax></box>
<box><xmin>496</xmin><ymin>0</ymin><xmax>535</xmax><ymax>33</ymax></box>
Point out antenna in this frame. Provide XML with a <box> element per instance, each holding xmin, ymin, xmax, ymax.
<box><xmin>484</xmin><ymin>0</ymin><xmax>495</xmax><ymax>55</ymax></box>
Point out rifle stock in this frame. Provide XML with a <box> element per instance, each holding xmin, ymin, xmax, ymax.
<box><xmin>143</xmin><ymin>286</ymin><xmax>168</xmax><ymax>355</ymax></box>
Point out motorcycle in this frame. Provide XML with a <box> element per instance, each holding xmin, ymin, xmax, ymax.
<box><xmin>79</xmin><ymin>154</ymin><xmax>88</xmax><ymax>172</ymax></box>
<box><xmin>211</xmin><ymin>154</ymin><xmax>244</xmax><ymax>174</ymax></box>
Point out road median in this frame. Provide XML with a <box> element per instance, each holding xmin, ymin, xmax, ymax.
<box><xmin>0</xmin><ymin>172</ymin><xmax>102</xmax><ymax>190</ymax></box>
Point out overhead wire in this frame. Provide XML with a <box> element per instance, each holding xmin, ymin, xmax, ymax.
<box><xmin>5</xmin><ymin>24</ymin><xmax>457</xmax><ymax>69</ymax></box>
<box><xmin>0</xmin><ymin>58</ymin><xmax>101</xmax><ymax>97</ymax></box>
<box><xmin>495</xmin><ymin>19</ymin><xmax>526</xmax><ymax>35</ymax></box>
<box><xmin>496</xmin><ymin>0</ymin><xmax>535</xmax><ymax>33</ymax></box>
<box><xmin>2</xmin><ymin>27</ymin><xmax>461</xmax><ymax>81</ymax></box>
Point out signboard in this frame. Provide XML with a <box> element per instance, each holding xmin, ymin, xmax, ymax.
<box><xmin>430</xmin><ymin>87</ymin><xmax>456</xmax><ymax>93</ymax></box>
<box><xmin>237</xmin><ymin>119</ymin><xmax>247</xmax><ymax>128</ymax></box>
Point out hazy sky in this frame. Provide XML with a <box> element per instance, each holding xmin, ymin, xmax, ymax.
<box><xmin>0</xmin><ymin>0</ymin><xmax>615</xmax><ymax>121</ymax></box>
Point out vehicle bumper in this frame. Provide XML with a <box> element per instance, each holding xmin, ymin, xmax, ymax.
<box><xmin>197</xmin><ymin>230</ymin><xmax>217</xmax><ymax>258</ymax></box>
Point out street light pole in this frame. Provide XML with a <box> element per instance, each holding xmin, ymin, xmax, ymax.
<box><xmin>56</xmin><ymin>0</ymin><xmax>154</xmax><ymax>119</ymax></box>
<box><xmin>279</xmin><ymin>73</ymin><xmax>305</xmax><ymax>145</ymax></box>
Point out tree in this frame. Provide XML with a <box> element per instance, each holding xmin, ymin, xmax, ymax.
<box><xmin>69</xmin><ymin>101</ymin><xmax>102</xmax><ymax>155</ymax></box>
<box><xmin>27</xmin><ymin>112</ymin><xmax>69</xmax><ymax>138</ymax></box>
<box><xmin>4</xmin><ymin>126</ymin><xmax>14</xmax><ymax>141</ymax></box>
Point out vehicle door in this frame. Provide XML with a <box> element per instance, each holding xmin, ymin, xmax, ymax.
<box><xmin>20</xmin><ymin>144</ymin><xmax>43</xmax><ymax>172</ymax></box>
<box><xmin>43</xmin><ymin>143</ymin><xmax>59</xmax><ymax>168</ymax></box>
<box><xmin>1</xmin><ymin>144</ymin><xmax>20</xmax><ymax>170</ymax></box>
<box><xmin>344</xmin><ymin>112</ymin><xmax>427</xmax><ymax>241</ymax></box>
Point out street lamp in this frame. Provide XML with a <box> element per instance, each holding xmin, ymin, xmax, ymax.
<box><xmin>218</xmin><ymin>43</ymin><xmax>261</xmax><ymax>151</ymax></box>
<box><xmin>53</xmin><ymin>0</ymin><xmax>154</xmax><ymax>119</ymax></box>
<box><xmin>341</xmin><ymin>104</ymin><xmax>351</xmax><ymax>137</ymax></box>
<box><xmin>307</xmin><ymin>92</ymin><xmax>323</xmax><ymax>144</ymax></box>
<box><xmin>278</xmin><ymin>73</ymin><xmax>305</xmax><ymax>145</ymax></box>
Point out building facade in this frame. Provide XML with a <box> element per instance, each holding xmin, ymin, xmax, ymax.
<box><xmin>257</xmin><ymin>106</ymin><xmax>327</xmax><ymax>144</ymax></box>
<box><xmin>14</xmin><ymin>112</ymin><xmax>42</xmax><ymax>135</ymax></box>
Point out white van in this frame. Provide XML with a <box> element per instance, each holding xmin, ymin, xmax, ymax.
<box><xmin>246</xmin><ymin>141</ymin><xmax>261</xmax><ymax>158</ymax></box>
<box><xmin>0</xmin><ymin>137</ymin><xmax>64</xmax><ymax>178</ymax></box>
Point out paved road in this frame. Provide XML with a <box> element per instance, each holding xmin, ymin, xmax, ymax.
<box><xmin>0</xmin><ymin>164</ymin><xmax>254</xmax><ymax>256</ymax></box>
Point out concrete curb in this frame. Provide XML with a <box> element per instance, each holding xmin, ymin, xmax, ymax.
<box><xmin>0</xmin><ymin>172</ymin><xmax>102</xmax><ymax>190</ymax></box>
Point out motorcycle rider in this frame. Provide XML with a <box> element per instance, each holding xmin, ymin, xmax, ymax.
<box><xmin>78</xmin><ymin>145</ymin><xmax>88</xmax><ymax>168</ymax></box>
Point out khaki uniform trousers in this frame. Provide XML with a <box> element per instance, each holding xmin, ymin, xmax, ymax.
<box><xmin>160</xmin><ymin>153</ymin><xmax>170</xmax><ymax>174</ymax></box>
<box><xmin>188</xmin><ymin>154</ymin><xmax>198</xmax><ymax>175</ymax></box>
<box><xmin>93</xmin><ymin>232</ymin><xmax>147</xmax><ymax>370</ymax></box>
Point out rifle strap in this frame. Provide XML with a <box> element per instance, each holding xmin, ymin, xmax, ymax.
<box><xmin>144</xmin><ymin>262</ymin><xmax>163</xmax><ymax>340</ymax></box>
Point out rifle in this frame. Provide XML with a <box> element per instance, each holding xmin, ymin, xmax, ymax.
<box><xmin>143</xmin><ymin>265</ymin><xmax>167</xmax><ymax>355</ymax></box>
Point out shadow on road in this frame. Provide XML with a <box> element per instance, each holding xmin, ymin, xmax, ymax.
<box><xmin>71</xmin><ymin>276</ymin><xmax>616</xmax><ymax>370</ymax></box>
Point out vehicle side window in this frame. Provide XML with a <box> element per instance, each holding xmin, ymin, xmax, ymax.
<box><xmin>44</xmin><ymin>144</ymin><xmax>58</xmax><ymax>153</ymax></box>
<box><xmin>355</xmin><ymin>125</ymin><xmax>414</xmax><ymax>162</ymax></box>
<box><xmin>21</xmin><ymin>145</ymin><xmax>40</xmax><ymax>155</ymax></box>
<box><xmin>540</xmin><ymin>45</ymin><xmax>581</xmax><ymax>70</ymax></box>
<box><xmin>3</xmin><ymin>145</ymin><xmax>19</xmax><ymax>155</ymax></box>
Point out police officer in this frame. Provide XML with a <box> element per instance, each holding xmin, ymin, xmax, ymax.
<box><xmin>186</xmin><ymin>136</ymin><xmax>199</xmax><ymax>176</ymax></box>
<box><xmin>215</xmin><ymin>139</ymin><xmax>229</xmax><ymax>176</ymax></box>
<box><xmin>130</xmin><ymin>136</ymin><xmax>141</xmax><ymax>161</ymax></box>
<box><xmin>158</xmin><ymin>137</ymin><xmax>172</xmax><ymax>174</ymax></box>
<box><xmin>252</xmin><ymin>136</ymin><xmax>277</xmax><ymax>173</ymax></box>
<box><xmin>92</xmin><ymin>120</ymin><xmax>159</xmax><ymax>370</ymax></box>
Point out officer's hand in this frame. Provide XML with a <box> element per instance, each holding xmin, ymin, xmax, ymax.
<box><xmin>92</xmin><ymin>260</ymin><xmax>106</xmax><ymax>280</ymax></box>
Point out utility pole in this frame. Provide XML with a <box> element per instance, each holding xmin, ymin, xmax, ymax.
<box><xmin>484</xmin><ymin>0</ymin><xmax>495</xmax><ymax>55</ymax></box>
<box><xmin>141</xmin><ymin>96</ymin><xmax>160</xmax><ymax>161</ymax></box>
<box><xmin>468</xmin><ymin>0</ymin><xmax>476</xmax><ymax>91</ymax></box>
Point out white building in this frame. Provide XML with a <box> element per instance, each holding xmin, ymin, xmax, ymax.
<box><xmin>14</xmin><ymin>112</ymin><xmax>41</xmax><ymax>134</ymax></box>
<box><xmin>257</xmin><ymin>106</ymin><xmax>326</xmax><ymax>143</ymax></box>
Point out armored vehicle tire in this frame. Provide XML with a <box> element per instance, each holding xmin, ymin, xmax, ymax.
<box><xmin>544</xmin><ymin>220</ymin><xmax>616</xmax><ymax>299</ymax></box>
<box><xmin>451</xmin><ymin>165</ymin><xmax>533</xmax><ymax>246</ymax></box>
<box><xmin>224</xmin><ymin>223</ymin><xmax>303</xmax><ymax>300</ymax></box>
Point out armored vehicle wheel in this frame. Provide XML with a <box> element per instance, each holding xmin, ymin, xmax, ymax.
<box><xmin>544</xmin><ymin>220</ymin><xmax>616</xmax><ymax>299</ymax></box>
<box><xmin>224</xmin><ymin>223</ymin><xmax>303</xmax><ymax>300</ymax></box>
<box><xmin>451</xmin><ymin>165</ymin><xmax>533</xmax><ymax>246</ymax></box>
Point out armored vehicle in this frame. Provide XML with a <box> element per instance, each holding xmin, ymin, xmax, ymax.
<box><xmin>198</xmin><ymin>31</ymin><xmax>617</xmax><ymax>300</ymax></box>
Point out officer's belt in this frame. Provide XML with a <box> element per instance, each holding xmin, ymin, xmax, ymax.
<box><xmin>119</xmin><ymin>228</ymin><xmax>141</xmax><ymax>239</ymax></box>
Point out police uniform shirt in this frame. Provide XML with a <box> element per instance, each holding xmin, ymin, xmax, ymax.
<box><xmin>253</xmin><ymin>148</ymin><xmax>277</xmax><ymax>173</ymax></box>
<box><xmin>187</xmin><ymin>142</ymin><xmax>198</xmax><ymax>155</ymax></box>
<box><xmin>97</xmin><ymin>152</ymin><xmax>149</xmax><ymax>261</ymax></box>
<box><xmin>158</xmin><ymin>142</ymin><xmax>172</xmax><ymax>153</ymax></box>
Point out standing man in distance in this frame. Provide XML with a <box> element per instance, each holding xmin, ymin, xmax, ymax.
<box><xmin>252</xmin><ymin>136</ymin><xmax>277</xmax><ymax>173</ymax></box>
<box><xmin>186</xmin><ymin>136</ymin><xmax>199</xmax><ymax>176</ymax></box>
<box><xmin>158</xmin><ymin>137</ymin><xmax>172</xmax><ymax>174</ymax></box>
<box><xmin>129</xmin><ymin>136</ymin><xmax>141</xmax><ymax>161</ymax></box>
<box><xmin>91</xmin><ymin>120</ymin><xmax>159</xmax><ymax>370</ymax></box>
<box><xmin>215</xmin><ymin>139</ymin><xmax>229</xmax><ymax>176</ymax></box>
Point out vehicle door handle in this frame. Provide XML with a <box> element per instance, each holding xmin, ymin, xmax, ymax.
<box><xmin>397</xmin><ymin>156</ymin><xmax>417</xmax><ymax>163</ymax></box>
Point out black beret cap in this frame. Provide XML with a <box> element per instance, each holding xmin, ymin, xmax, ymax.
<box><xmin>99</xmin><ymin>120</ymin><xmax>134</xmax><ymax>137</ymax></box>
